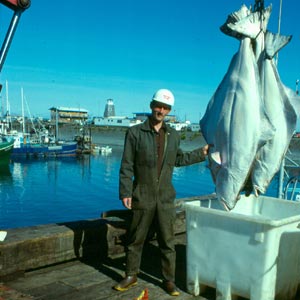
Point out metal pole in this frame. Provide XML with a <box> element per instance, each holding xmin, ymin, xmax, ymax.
<box><xmin>275</xmin><ymin>0</ymin><xmax>283</xmax><ymax>66</ymax></box>
<box><xmin>276</xmin><ymin>0</ymin><xmax>285</xmax><ymax>198</ymax></box>
<box><xmin>0</xmin><ymin>10</ymin><xmax>23</xmax><ymax>73</ymax></box>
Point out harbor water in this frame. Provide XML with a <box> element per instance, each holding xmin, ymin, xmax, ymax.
<box><xmin>0</xmin><ymin>146</ymin><xmax>281</xmax><ymax>230</ymax></box>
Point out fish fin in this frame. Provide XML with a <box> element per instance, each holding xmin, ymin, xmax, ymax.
<box><xmin>210</xmin><ymin>151</ymin><xmax>221</xmax><ymax>164</ymax></box>
<box><xmin>265</xmin><ymin>31</ymin><xmax>292</xmax><ymax>59</ymax></box>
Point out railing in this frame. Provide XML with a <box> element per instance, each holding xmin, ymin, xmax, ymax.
<box><xmin>282</xmin><ymin>150</ymin><xmax>300</xmax><ymax>201</ymax></box>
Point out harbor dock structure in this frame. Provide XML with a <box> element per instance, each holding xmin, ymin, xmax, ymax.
<box><xmin>0</xmin><ymin>196</ymin><xmax>216</xmax><ymax>300</ymax></box>
<box><xmin>2</xmin><ymin>194</ymin><xmax>300</xmax><ymax>300</ymax></box>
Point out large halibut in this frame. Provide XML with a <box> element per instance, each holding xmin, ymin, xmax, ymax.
<box><xmin>200</xmin><ymin>5</ymin><xmax>276</xmax><ymax>210</ymax></box>
<box><xmin>200</xmin><ymin>35</ymin><xmax>275</xmax><ymax>210</ymax></box>
<box><xmin>251</xmin><ymin>31</ymin><xmax>297</xmax><ymax>195</ymax></box>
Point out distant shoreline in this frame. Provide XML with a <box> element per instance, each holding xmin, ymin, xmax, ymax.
<box><xmin>58</xmin><ymin>124</ymin><xmax>300</xmax><ymax>154</ymax></box>
<box><xmin>58</xmin><ymin>124</ymin><xmax>206</xmax><ymax>151</ymax></box>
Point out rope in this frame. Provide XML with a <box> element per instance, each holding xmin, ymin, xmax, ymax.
<box><xmin>253</xmin><ymin>0</ymin><xmax>265</xmax><ymax>12</ymax></box>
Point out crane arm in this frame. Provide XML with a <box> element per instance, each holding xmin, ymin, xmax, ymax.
<box><xmin>0</xmin><ymin>0</ymin><xmax>30</xmax><ymax>11</ymax></box>
<box><xmin>0</xmin><ymin>0</ymin><xmax>30</xmax><ymax>72</ymax></box>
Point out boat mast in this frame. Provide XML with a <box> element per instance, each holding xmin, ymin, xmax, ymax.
<box><xmin>21</xmin><ymin>87</ymin><xmax>25</xmax><ymax>134</ymax></box>
<box><xmin>55</xmin><ymin>109</ymin><xmax>58</xmax><ymax>142</ymax></box>
<box><xmin>5</xmin><ymin>80</ymin><xmax>11</xmax><ymax>129</ymax></box>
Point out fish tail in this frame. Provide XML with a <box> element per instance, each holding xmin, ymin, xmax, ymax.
<box><xmin>221</xmin><ymin>5</ymin><xmax>272</xmax><ymax>39</ymax></box>
<box><xmin>265</xmin><ymin>31</ymin><xmax>292</xmax><ymax>59</ymax></box>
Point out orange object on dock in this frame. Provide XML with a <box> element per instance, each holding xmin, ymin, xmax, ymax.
<box><xmin>134</xmin><ymin>288</ymin><xmax>149</xmax><ymax>300</ymax></box>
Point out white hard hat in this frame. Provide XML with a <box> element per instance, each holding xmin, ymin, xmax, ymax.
<box><xmin>152</xmin><ymin>89</ymin><xmax>175</xmax><ymax>106</ymax></box>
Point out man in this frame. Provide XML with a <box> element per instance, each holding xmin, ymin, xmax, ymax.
<box><xmin>114</xmin><ymin>89</ymin><xmax>209</xmax><ymax>296</ymax></box>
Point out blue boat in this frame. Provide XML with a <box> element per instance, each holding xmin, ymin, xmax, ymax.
<box><xmin>9</xmin><ymin>131</ymin><xmax>78</xmax><ymax>157</ymax></box>
<box><xmin>12</xmin><ymin>141</ymin><xmax>78</xmax><ymax>157</ymax></box>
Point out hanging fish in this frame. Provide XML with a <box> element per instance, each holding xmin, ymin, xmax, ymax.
<box><xmin>251</xmin><ymin>31</ymin><xmax>297</xmax><ymax>195</ymax></box>
<box><xmin>224</xmin><ymin>4</ymin><xmax>299</xmax><ymax>196</ymax></box>
<box><xmin>200</xmin><ymin>5</ymin><xmax>275</xmax><ymax>210</ymax></box>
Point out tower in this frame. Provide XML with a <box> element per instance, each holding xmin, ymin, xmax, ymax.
<box><xmin>103</xmin><ymin>99</ymin><xmax>115</xmax><ymax>117</ymax></box>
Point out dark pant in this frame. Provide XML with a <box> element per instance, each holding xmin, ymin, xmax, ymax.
<box><xmin>125</xmin><ymin>204</ymin><xmax>176</xmax><ymax>282</ymax></box>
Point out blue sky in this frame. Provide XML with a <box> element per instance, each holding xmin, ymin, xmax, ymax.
<box><xmin>0</xmin><ymin>0</ymin><xmax>299</xmax><ymax>122</ymax></box>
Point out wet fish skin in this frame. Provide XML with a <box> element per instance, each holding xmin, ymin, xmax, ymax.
<box><xmin>251</xmin><ymin>32</ymin><xmax>297</xmax><ymax>194</ymax></box>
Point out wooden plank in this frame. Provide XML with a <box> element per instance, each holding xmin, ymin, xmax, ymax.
<box><xmin>0</xmin><ymin>220</ymin><xmax>108</xmax><ymax>279</ymax></box>
<box><xmin>25</xmin><ymin>282</ymin><xmax>75</xmax><ymax>300</ymax></box>
<box><xmin>6</xmin><ymin>257</ymin><xmax>214</xmax><ymax>300</ymax></box>
<box><xmin>0</xmin><ymin>283</ymin><xmax>34</xmax><ymax>300</ymax></box>
<box><xmin>0</xmin><ymin>205</ymin><xmax>189</xmax><ymax>280</ymax></box>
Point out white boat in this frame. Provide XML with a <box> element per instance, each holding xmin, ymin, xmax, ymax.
<box><xmin>100</xmin><ymin>146</ymin><xmax>112</xmax><ymax>154</ymax></box>
<box><xmin>93</xmin><ymin>145</ymin><xmax>112</xmax><ymax>155</ymax></box>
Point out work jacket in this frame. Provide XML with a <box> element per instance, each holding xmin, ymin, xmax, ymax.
<box><xmin>119</xmin><ymin>118</ymin><xmax>206</xmax><ymax>209</ymax></box>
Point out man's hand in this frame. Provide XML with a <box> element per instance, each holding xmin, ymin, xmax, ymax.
<box><xmin>122</xmin><ymin>197</ymin><xmax>132</xmax><ymax>209</ymax></box>
<box><xmin>201</xmin><ymin>144</ymin><xmax>212</xmax><ymax>156</ymax></box>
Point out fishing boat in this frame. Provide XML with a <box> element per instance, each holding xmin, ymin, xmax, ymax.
<box><xmin>12</xmin><ymin>141</ymin><xmax>78</xmax><ymax>157</ymax></box>
<box><xmin>0</xmin><ymin>136</ymin><xmax>14</xmax><ymax>164</ymax></box>
<box><xmin>0</xmin><ymin>86</ymin><xmax>78</xmax><ymax>158</ymax></box>
<box><xmin>10</xmin><ymin>131</ymin><xmax>78</xmax><ymax>157</ymax></box>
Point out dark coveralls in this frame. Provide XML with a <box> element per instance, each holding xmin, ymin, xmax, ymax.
<box><xmin>119</xmin><ymin>117</ymin><xmax>206</xmax><ymax>282</ymax></box>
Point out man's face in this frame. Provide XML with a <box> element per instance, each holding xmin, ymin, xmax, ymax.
<box><xmin>150</xmin><ymin>101</ymin><xmax>171</xmax><ymax>123</ymax></box>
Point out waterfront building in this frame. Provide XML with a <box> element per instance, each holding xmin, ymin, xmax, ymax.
<box><xmin>188</xmin><ymin>123</ymin><xmax>201</xmax><ymax>132</ymax></box>
<box><xmin>49</xmin><ymin>107</ymin><xmax>88</xmax><ymax>124</ymax></box>
<box><xmin>132</xmin><ymin>112</ymin><xmax>150</xmax><ymax>122</ymax></box>
<box><xmin>133</xmin><ymin>112</ymin><xmax>176</xmax><ymax>123</ymax></box>
<box><xmin>167</xmin><ymin>122</ymin><xmax>189</xmax><ymax>131</ymax></box>
<box><xmin>92</xmin><ymin>116</ymin><xmax>141</xmax><ymax>127</ymax></box>
<box><xmin>93</xmin><ymin>100</ymin><xmax>183</xmax><ymax>129</ymax></box>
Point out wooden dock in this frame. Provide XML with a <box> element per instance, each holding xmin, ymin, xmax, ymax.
<box><xmin>2</xmin><ymin>195</ymin><xmax>300</xmax><ymax>300</ymax></box>
<box><xmin>0</xmin><ymin>197</ymin><xmax>218</xmax><ymax>300</ymax></box>
<box><xmin>0</xmin><ymin>236</ymin><xmax>216</xmax><ymax>300</ymax></box>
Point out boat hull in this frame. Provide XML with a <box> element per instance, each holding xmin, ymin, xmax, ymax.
<box><xmin>11</xmin><ymin>142</ymin><xmax>78</xmax><ymax>157</ymax></box>
<box><xmin>0</xmin><ymin>139</ymin><xmax>14</xmax><ymax>164</ymax></box>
